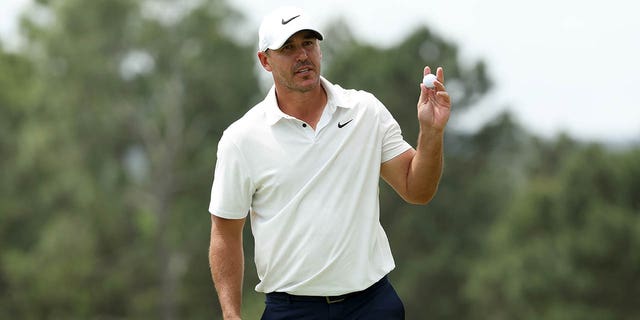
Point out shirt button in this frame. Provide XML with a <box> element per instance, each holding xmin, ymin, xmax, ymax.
<box><xmin>302</xmin><ymin>123</ymin><xmax>307</xmax><ymax>128</ymax></box>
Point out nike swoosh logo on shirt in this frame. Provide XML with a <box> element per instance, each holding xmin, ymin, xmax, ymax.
<box><xmin>338</xmin><ymin>119</ymin><xmax>353</xmax><ymax>128</ymax></box>
<box><xmin>281</xmin><ymin>15</ymin><xmax>301</xmax><ymax>25</ymax></box>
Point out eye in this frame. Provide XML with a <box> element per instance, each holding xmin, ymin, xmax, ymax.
<box><xmin>281</xmin><ymin>44</ymin><xmax>293</xmax><ymax>51</ymax></box>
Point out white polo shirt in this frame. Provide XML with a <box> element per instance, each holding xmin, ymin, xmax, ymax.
<box><xmin>209</xmin><ymin>77</ymin><xmax>412</xmax><ymax>296</ymax></box>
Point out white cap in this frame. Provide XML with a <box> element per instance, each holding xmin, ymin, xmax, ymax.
<box><xmin>258</xmin><ymin>6</ymin><xmax>324</xmax><ymax>52</ymax></box>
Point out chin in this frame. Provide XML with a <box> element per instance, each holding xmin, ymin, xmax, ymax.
<box><xmin>299</xmin><ymin>82</ymin><xmax>320</xmax><ymax>93</ymax></box>
<box><xmin>280</xmin><ymin>74</ymin><xmax>320</xmax><ymax>93</ymax></box>
<box><xmin>300</xmin><ymin>74</ymin><xmax>320</xmax><ymax>86</ymax></box>
<box><xmin>285</xmin><ymin>76</ymin><xmax>315</xmax><ymax>92</ymax></box>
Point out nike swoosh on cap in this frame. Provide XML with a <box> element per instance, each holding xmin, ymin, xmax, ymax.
<box><xmin>281</xmin><ymin>15</ymin><xmax>300</xmax><ymax>25</ymax></box>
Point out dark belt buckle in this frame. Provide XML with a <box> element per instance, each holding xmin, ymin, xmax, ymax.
<box><xmin>325</xmin><ymin>295</ymin><xmax>345</xmax><ymax>304</ymax></box>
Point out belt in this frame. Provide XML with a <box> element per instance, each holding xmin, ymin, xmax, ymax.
<box><xmin>266</xmin><ymin>276</ymin><xmax>388</xmax><ymax>304</ymax></box>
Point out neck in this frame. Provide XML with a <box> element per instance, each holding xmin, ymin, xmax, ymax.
<box><xmin>275</xmin><ymin>80</ymin><xmax>327</xmax><ymax>129</ymax></box>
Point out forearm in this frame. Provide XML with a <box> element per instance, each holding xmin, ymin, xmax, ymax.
<box><xmin>209</xmin><ymin>227</ymin><xmax>244</xmax><ymax>319</ymax></box>
<box><xmin>407</xmin><ymin>128</ymin><xmax>444</xmax><ymax>204</ymax></box>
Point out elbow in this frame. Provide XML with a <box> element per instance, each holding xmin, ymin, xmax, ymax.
<box><xmin>405</xmin><ymin>195</ymin><xmax>434</xmax><ymax>205</ymax></box>
<box><xmin>404</xmin><ymin>185</ymin><xmax>438</xmax><ymax>205</ymax></box>
<box><xmin>410</xmin><ymin>198</ymin><xmax>432</xmax><ymax>205</ymax></box>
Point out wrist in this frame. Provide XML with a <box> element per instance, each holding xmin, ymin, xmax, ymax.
<box><xmin>223</xmin><ymin>313</ymin><xmax>242</xmax><ymax>320</ymax></box>
<box><xmin>220</xmin><ymin>300</ymin><xmax>242</xmax><ymax>320</ymax></box>
<box><xmin>418</xmin><ymin>125</ymin><xmax>445</xmax><ymax>139</ymax></box>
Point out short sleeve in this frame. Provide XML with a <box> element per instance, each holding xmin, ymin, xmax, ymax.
<box><xmin>208</xmin><ymin>133</ymin><xmax>254</xmax><ymax>219</ymax></box>
<box><xmin>377</xmin><ymin>100</ymin><xmax>412</xmax><ymax>162</ymax></box>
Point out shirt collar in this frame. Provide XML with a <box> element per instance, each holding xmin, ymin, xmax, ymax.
<box><xmin>263</xmin><ymin>76</ymin><xmax>351</xmax><ymax>126</ymax></box>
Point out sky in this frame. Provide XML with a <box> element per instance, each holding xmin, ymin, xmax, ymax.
<box><xmin>2</xmin><ymin>0</ymin><xmax>639</xmax><ymax>143</ymax></box>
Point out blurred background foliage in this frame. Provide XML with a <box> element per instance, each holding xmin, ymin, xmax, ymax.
<box><xmin>0</xmin><ymin>0</ymin><xmax>638</xmax><ymax>319</ymax></box>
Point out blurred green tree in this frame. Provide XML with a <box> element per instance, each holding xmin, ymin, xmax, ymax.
<box><xmin>0</xmin><ymin>47</ymin><xmax>39</xmax><ymax>320</ymax></box>
<box><xmin>1</xmin><ymin>0</ymin><xmax>260</xmax><ymax>318</ymax></box>
<box><xmin>466</xmin><ymin>144</ymin><xmax>640</xmax><ymax>320</ymax></box>
<box><xmin>2</xmin><ymin>1</ymin><xmax>639</xmax><ymax>320</ymax></box>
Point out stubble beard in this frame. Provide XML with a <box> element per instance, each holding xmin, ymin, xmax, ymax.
<box><xmin>280</xmin><ymin>70</ymin><xmax>320</xmax><ymax>93</ymax></box>
<box><xmin>287</xmin><ymin>58</ymin><xmax>321</xmax><ymax>91</ymax></box>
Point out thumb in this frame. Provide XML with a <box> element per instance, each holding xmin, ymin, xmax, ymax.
<box><xmin>417</xmin><ymin>83</ymin><xmax>431</xmax><ymax>107</ymax></box>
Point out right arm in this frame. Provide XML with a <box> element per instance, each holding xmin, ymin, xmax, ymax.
<box><xmin>209</xmin><ymin>214</ymin><xmax>246</xmax><ymax>320</ymax></box>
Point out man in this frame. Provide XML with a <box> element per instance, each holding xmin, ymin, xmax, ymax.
<box><xmin>208</xmin><ymin>6</ymin><xmax>451</xmax><ymax>320</ymax></box>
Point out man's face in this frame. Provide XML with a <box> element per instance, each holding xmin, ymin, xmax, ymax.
<box><xmin>258</xmin><ymin>30</ymin><xmax>322</xmax><ymax>93</ymax></box>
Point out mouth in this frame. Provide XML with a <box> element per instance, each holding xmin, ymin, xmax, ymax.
<box><xmin>294</xmin><ymin>63</ymin><xmax>315</xmax><ymax>75</ymax></box>
<box><xmin>295</xmin><ymin>67</ymin><xmax>312</xmax><ymax>75</ymax></box>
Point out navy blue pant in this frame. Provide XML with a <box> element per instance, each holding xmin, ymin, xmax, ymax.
<box><xmin>261</xmin><ymin>276</ymin><xmax>405</xmax><ymax>320</ymax></box>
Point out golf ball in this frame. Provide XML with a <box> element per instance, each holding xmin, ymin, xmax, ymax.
<box><xmin>422</xmin><ymin>73</ymin><xmax>437</xmax><ymax>88</ymax></box>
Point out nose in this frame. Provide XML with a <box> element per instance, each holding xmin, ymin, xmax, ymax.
<box><xmin>295</xmin><ymin>46</ymin><xmax>309</xmax><ymax>61</ymax></box>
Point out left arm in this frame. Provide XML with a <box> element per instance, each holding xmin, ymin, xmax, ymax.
<box><xmin>381</xmin><ymin>66</ymin><xmax>451</xmax><ymax>204</ymax></box>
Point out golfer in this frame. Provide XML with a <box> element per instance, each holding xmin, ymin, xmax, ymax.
<box><xmin>208</xmin><ymin>6</ymin><xmax>451</xmax><ymax>320</ymax></box>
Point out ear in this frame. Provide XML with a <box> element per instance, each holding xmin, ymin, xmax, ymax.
<box><xmin>257</xmin><ymin>51</ymin><xmax>272</xmax><ymax>72</ymax></box>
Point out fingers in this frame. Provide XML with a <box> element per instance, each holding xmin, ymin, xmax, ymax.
<box><xmin>418</xmin><ymin>83</ymin><xmax>432</xmax><ymax>104</ymax></box>
<box><xmin>432</xmin><ymin>79</ymin><xmax>445</xmax><ymax>92</ymax></box>
<box><xmin>421</xmin><ymin>66</ymin><xmax>445</xmax><ymax>90</ymax></box>
<box><xmin>436</xmin><ymin>91</ymin><xmax>451</xmax><ymax>106</ymax></box>
<box><xmin>420</xmin><ymin>66</ymin><xmax>448</xmax><ymax>104</ymax></box>
<box><xmin>423</xmin><ymin>66</ymin><xmax>444</xmax><ymax>81</ymax></box>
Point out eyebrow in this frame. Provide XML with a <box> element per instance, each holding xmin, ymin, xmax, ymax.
<box><xmin>282</xmin><ymin>31</ymin><xmax>317</xmax><ymax>46</ymax></box>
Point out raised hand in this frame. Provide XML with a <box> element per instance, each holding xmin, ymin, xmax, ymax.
<box><xmin>417</xmin><ymin>66</ymin><xmax>451</xmax><ymax>133</ymax></box>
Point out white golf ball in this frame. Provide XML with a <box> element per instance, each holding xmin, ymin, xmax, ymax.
<box><xmin>422</xmin><ymin>73</ymin><xmax>437</xmax><ymax>88</ymax></box>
